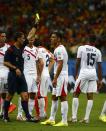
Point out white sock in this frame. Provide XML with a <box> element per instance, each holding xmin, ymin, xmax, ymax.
<box><xmin>0</xmin><ymin>98</ymin><xmax>4</xmax><ymax>115</ymax></box>
<box><xmin>49</xmin><ymin>100</ymin><xmax>58</xmax><ymax>121</ymax></box>
<box><xmin>38</xmin><ymin>98</ymin><xmax>45</xmax><ymax>117</ymax></box>
<box><xmin>61</xmin><ymin>101</ymin><xmax>68</xmax><ymax>123</ymax></box>
<box><xmin>17</xmin><ymin>97</ymin><xmax>23</xmax><ymax>116</ymax></box>
<box><xmin>72</xmin><ymin>98</ymin><xmax>79</xmax><ymax>119</ymax></box>
<box><xmin>84</xmin><ymin>100</ymin><xmax>93</xmax><ymax>120</ymax></box>
<box><xmin>100</xmin><ymin>100</ymin><xmax>106</xmax><ymax>116</ymax></box>
<box><xmin>28</xmin><ymin>98</ymin><xmax>34</xmax><ymax>116</ymax></box>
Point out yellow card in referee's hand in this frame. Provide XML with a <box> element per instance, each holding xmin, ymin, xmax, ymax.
<box><xmin>36</xmin><ymin>13</ymin><xmax>40</xmax><ymax>20</ymax></box>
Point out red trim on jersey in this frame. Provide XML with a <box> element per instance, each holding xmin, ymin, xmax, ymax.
<box><xmin>24</xmin><ymin>49</ymin><xmax>37</xmax><ymax>58</ymax></box>
<box><xmin>0</xmin><ymin>52</ymin><xmax>4</xmax><ymax>56</ymax></box>
<box><xmin>75</xmin><ymin>81</ymin><xmax>81</xmax><ymax>94</ymax></box>
<box><xmin>61</xmin><ymin>80</ymin><xmax>67</xmax><ymax>96</ymax></box>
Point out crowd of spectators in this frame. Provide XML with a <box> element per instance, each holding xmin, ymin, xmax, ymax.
<box><xmin>0</xmin><ymin>0</ymin><xmax>106</xmax><ymax>59</ymax></box>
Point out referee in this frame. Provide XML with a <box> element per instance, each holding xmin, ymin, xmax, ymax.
<box><xmin>3</xmin><ymin>32</ymin><xmax>37</xmax><ymax>122</ymax></box>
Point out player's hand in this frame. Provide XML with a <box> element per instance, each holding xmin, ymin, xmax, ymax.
<box><xmin>97</xmin><ymin>80</ymin><xmax>103</xmax><ymax>90</ymax></box>
<box><xmin>15</xmin><ymin>68</ymin><xmax>22</xmax><ymax>76</ymax></box>
<box><xmin>36</xmin><ymin>76</ymin><xmax>41</xmax><ymax>85</ymax></box>
<box><xmin>52</xmin><ymin>78</ymin><xmax>57</xmax><ymax>88</ymax></box>
<box><xmin>75</xmin><ymin>75</ymin><xmax>78</xmax><ymax>80</ymax></box>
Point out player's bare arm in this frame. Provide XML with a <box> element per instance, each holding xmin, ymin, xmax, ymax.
<box><xmin>36</xmin><ymin>58</ymin><xmax>44</xmax><ymax>84</ymax></box>
<box><xmin>97</xmin><ymin>62</ymin><xmax>102</xmax><ymax>89</ymax></box>
<box><xmin>75</xmin><ymin>58</ymin><xmax>81</xmax><ymax>80</ymax></box>
<box><xmin>27</xmin><ymin>13</ymin><xmax>40</xmax><ymax>40</ymax></box>
<box><xmin>48</xmin><ymin>54</ymin><xmax>55</xmax><ymax>72</ymax></box>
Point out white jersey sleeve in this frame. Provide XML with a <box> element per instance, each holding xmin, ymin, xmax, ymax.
<box><xmin>77</xmin><ymin>46</ymin><xmax>83</xmax><ymax>58</ymax></box>
<box><xmin>97</xmin><ymin>49</ymin><xmax>102</xmax><ymax>62</ymax></box>
<box><xmin>55</xmin><ymin>47</ymin><xmax>64</xmax><ymax>61</ymax></box>
<box><xmin>54</xmin><ymin>45</ymin><xmax>68</xmax><ymax>75</ymax></box>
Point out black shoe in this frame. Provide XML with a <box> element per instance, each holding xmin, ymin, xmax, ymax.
<box><xmin>3</xmin><ymin>117</ymin><xmax>10</xmax><ymax>122</ymax></box>
<box><xmin>27</xmin><ymin>116</ymin><xmax>40</xmax><ymax>123</ymax></box>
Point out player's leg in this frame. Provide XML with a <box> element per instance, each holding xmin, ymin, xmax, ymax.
<box><xmin>34</xmin><ymin>96</ymin><xmax>39</xmax><ymax>118</ymax></box>
<box><xmin>20</xmin><ymin>92</ymin><xmax>31</xmax><ymax>119</ymax></box>
<box><xmin>29</xmin><ymin>92</ymin><xmax>36</xmax><ymax>116</ymax></box>
<box><xmin>0</xmin><ymin>93</ymin><xmax>6</xmax><ymax>118</ymax></box>
<box><xmin>41</xmin><ymin>94</ymin><xmax>58</xmax><ymax>125</ymax></box>
<box><xmin>3</xmin><ymin>72</ymin><xmax>15</xmax><ymax>122</ymax></box>
<box><xmin>70</xmin><ymin>79</ymin><xmax>81</xmax><ymax>122</ymax></box>
<box><xmin>25</xmin><ymin>75</ymin><xmax>37</xmax><ymax>116</ymax></box>
<box><xmin>38</xmin><ymin>76</ymin><xmax>49</xmax><ymax>119</ymax></box>
<box><xmin>16</xmin><ymin>97</ymin><xmax>25</xmax><ymax>121</ymax></box>
<box><xmin>54</xmin><ymin>75</ymin><xmax>68</xmax><ymax>126</ymax></box>
<box><xmin>80</xmin><ymin>92</ymin><xmax>93</xmax><ymax>123</ymax></box>
<box><xmin>81</xmin><ymin>81</ymin><xmax>97</xmax><ymax>123</ymax></box>
<box><xmin>37</xmin><ymin>83</ymin><xmax>45</xmax><ymax>119</ymax></box>
<box><xmin>3</xmin><ymin>93</ymin><xmax>14</xmax><ymax>122</ymax></box>
<box><xmin>20</xmin><ymin>74</ymin><xmax>39</xmax><ymax>122</ymax></box>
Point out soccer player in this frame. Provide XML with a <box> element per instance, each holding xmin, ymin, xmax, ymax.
<box><xmin>99</xmin><ymin>100</ymin><xmax>106</xmax><ymax>122</ymax></box>
<box><xmin>69</xmin><ymin>34</ymin><xmax>102</xmax><ymax>123</ymax></box>
<box><xmin>41</xmin><ymin>31</ymin><xmax>68</xmax><ymax>126</ymax></box>
<box><xmin>0</xmin><ymin>31</ymin><xmax>16</xmax><ymax>118</ymax></box>
<box><xmin>37</xmin><ymin>46</ymin><xmax>54</xmax><ymax>119</ymax></box>
<box><xmin>3</xmin><ymin>32</ymin><xmax>39</xmax><ymax>122</ymax></box>
<box><xmin>16</xmin><ymin>16</ymin><xmax>44</xmax><ymax>121</ymax></box>
<box><xmin>16</xmin><ymin>36</ymin><xmax>38</xmax><ymax>120</ymax></box>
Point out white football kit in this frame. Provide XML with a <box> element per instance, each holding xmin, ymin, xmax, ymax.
<box><xmin>23</xmin><ymin>46</ymin><xmax>38</xmax><ymax>93</ymax></box>
<box><xmin>0</xmin><ymin>44</ymin><xmax>9</xmax><ymax>93</ymax></box>
<box><xmin>74</xmin><ymin>44</ymin><xmax>102</xmax><ymax>93</ymax></box>
<box><xmin>52</xmin><ymin>45</ymin><xmax>68</xmax><ymax>97</ymax></box>
<box><xmin>37</xmin><ymin>47</ymin><xmax>53</xmax><ymax>97</ymax></box>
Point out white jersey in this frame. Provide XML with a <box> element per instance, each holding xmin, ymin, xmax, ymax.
<box><xmin>77</xmin><ymin>45</ymin><xmax>102</xmax><ymax>70</ymax></box>
<box><xmin>54</xmin><ymin>45</ymin><xmax>68</xmax><ymax>75</ymax></box>
<box><xmin>23</xmin><ymin>46</ymin><xmax>38</xmax><ymax>74</ymax></box>
<box><xmin>38</xmin><ymin>46</ymin><xmax>52</xmax><ymax>76</ymax></box>
<box><xmin>0</xmin><ymin>43</ymin><xmax>9</xmax><ymax>71</ymax></box>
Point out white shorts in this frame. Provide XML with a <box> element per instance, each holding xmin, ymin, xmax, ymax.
<box><xmin>38</xmin><ymin>76</ymin><xmax>52</xmax><ymax>97</ymax></box>
<box><xmin>0</xmin><ymin>70</ymin><xmax>8</xmax><ymax>93</ymax></box>
<box><xmin>74</xmin><ymin>69</ymin><xmax>97</xmax><ymax>93</ymax></box>
<box><xmin>52</xmin><ymin>74</ymin><xmax>68</xmax><ymax>97</ymax></box>
<box><xmin>25</xmin><ymin>74</ymin><xmax>37</xmax><ymax>93</ymax></box>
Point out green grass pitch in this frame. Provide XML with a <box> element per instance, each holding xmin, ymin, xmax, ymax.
<box><xmin>0</xmin><ymin>93</ymin><xmax>106</xmax><ymax>131</ymax></box>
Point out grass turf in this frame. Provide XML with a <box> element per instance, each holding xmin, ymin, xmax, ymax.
<box><xmin>0</xmin><ymin>93</ymin><xmax>106</xmax><ymax>131</ymax></box>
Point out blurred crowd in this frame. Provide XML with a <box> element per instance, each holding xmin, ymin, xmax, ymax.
<box><xmin>0</xmin><ymin>0</ymin><xmax>106</xmax><ymax>58</ymax></box>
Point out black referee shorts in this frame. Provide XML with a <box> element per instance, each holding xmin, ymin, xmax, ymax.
<box><xmin>8</xmin><ymin>71</ymin><xmax>28</xmax><ymax>95</ymax></box>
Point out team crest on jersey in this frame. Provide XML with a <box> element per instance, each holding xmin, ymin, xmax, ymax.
<box><xmin>58</xmin><ymin>51</ymin><xmax>61</xmax><ymax>55</ymax></box>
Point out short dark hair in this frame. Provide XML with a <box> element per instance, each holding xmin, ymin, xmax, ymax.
<box><xmin>14</xmin><ymin>32</ymin><xmax>24</xmax><ymax>41</ymax></box>
<box><xmin>51</xmin><ymin>30</ymin><xmax>63</xmax><ymax>39</ymax></box>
